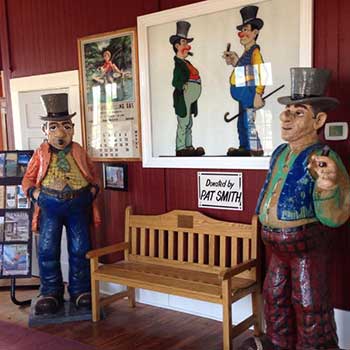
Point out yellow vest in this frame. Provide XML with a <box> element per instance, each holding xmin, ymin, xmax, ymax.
<box><xmin>42</xmin><ymin>152</ymin><xmax>88</xmax><ymax>191</ymax></box>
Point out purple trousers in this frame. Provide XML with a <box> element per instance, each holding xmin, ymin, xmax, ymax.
<box><xmin>262</xmin><ymin>224</ymin><xmax>339</xmax><ymax>350</ymax></box>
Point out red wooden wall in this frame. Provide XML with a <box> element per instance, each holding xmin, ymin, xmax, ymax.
<box><xmin>0</xmin><ymin>0</ymin><xmax>349</xmax><ymax>310</ymax></box>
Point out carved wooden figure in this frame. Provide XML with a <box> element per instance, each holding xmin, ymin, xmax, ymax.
<box><xmin>254</xmin><ymin>68</ymin><xmax>350</xmax><ymax>350</ymax></box>
<box><xmin>22</xmin><ymin>93</ymin><xmax>101</xmax><ymax>315</ymax></box>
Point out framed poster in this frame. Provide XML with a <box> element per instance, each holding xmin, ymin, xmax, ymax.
<box><xmin>137</xmin><ymin>0</ymin><xmax>313</xmax><ymax>169</ymax></box>
<box><xmin>78</xmin><ymin>27</ymin><xmax>141</xmax><ymax>161</ymax></box>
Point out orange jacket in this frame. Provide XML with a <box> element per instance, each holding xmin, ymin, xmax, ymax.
<box><xmin>22</xmin><ymin>141</ymin><xmax>102</xmax><ymax>232</ymax></box>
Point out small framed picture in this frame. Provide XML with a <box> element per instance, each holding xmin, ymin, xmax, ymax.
<box><xmin>324</xmin><ymin>122</ymin><xmax>348</xmax><ymax>141</ymax></box>
<box><xmin>103</xmin><ymin>163</ymin><xmax>128</xmax><ymax>191</ymax></box>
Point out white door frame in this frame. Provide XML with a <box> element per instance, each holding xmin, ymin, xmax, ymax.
<box><xmin>10</xmin><ymin>70</ymin><xmax>82</xmax><ymax>149</ymax></box>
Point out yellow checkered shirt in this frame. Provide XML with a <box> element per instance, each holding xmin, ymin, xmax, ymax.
<box><xmin>42</xmin><ymin>152</ymin><xmax>89</xmax><ymax>191</ymax></box>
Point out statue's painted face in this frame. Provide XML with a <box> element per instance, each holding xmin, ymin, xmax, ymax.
<box><xmin>43</xmin><ymin>120</ymin><xmax>74</xmax><ymax>150</ymax></box>
<box><xmin>279</xmin><ymin>104</ymin><xmax>324</xmax><ymax>146</ymax></box>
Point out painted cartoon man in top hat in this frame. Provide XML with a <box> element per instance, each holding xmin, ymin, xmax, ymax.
<box><xmin>252</xmin><ymin>68</ymin><xmax>350</xmax><ymax>349</ymax></box>
<box><xmin>223</xmin><ymin>5</ymin><xmax>265</xmax><ymax>156</ymax></box>
<box><xmin>22</xmin><ymin>93</ymin><xmax>101</xmax><ymax>315</ymax></box>
<box><xmin>170</xmin><ymin>20</ymin><xmax>205</xmax><ymax>156</ymax></box>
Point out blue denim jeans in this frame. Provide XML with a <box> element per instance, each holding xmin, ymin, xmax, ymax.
<box><xmin>230</xmin><ymin>85</ymin><xmax>262</xmax><ymax>151</ymax></box>
<box><xmin>37</xmin><ymin>189</ymin><xmax>93</xmax><ymax>298</ymax></box>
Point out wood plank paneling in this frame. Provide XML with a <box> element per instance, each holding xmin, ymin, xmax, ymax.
<box><xmin>5</xmin><ymin>0</ymin><xmax>160</xmax><ymax>78</ymax></box>
<box><xmin>313</xmin><ymin>0</ymin><xmax>350</xmax><ymax>311</ymax></box>
<box><xmin>100</xmin><ymin>162</ymin><xmax>166</xmax><ymax>263</ymax></box>
<box><xmin>165</xmin><ymin>168</ymin><xmax>266</xmax><ymax>223</ymax></box>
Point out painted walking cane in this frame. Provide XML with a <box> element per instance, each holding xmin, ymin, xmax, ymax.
<box><xmin>224</xmin><ymin>84</ymin><xmax>285</xmax><ymax>123</ymax></box>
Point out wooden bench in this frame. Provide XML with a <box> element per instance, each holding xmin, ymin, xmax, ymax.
<box><xmin>86</xmin><ymin>206</ymin><xmax>262</xmax><ymax>350</ymax></box>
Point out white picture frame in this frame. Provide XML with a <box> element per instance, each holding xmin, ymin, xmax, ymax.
<box><xmin>137</xmin><ymin>0</ymin><xmax>313</xmax><ymax>169</ymax></box>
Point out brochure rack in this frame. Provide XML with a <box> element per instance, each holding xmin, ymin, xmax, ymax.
<box><xmin>0</xmin><ymin>150</ymin><xmax>38</xmax><ymax>305</ymax></box>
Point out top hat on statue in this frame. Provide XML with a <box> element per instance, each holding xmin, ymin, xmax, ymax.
<box><xmin>236</xmin><ymin>5</ymin><xmax>264</xmax><ymax>31</ymax></box>
<box><xmin>40</xmin><ymin>93</ymin><xmax>76</xmax><ymax>121</ymax></box>
<box><xmin>278</xmin><ymin>67</ymin><xmax>339</xmax><ymax>111</ymax></box>
<box><xmin>169</xmin><ymin>21</ymin><xmax>193</xmax><ymax>45</ymax></box>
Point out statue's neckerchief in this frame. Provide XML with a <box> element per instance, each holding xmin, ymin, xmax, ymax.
<box><xmin>50</xmin><ymin>144</ymin><xmax>72</xmax><ymax>172</ymax></box>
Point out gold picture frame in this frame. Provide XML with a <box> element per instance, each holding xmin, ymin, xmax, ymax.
<box><xmin>78</xmin><ymin>27</ymin><xmax>141</xmax><ymax>161</ymax></box>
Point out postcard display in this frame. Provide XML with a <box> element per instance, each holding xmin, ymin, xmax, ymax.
<box><xmin>0</xmin><ymin>151</ymin><xmax>33</xmax><ymax>281</ymax></box>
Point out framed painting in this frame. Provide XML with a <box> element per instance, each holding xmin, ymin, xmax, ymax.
<box><xmin>103</xmin><ymin>163</ymin><xmax>128</xmax><ymax>191</ymax></box>
<box><xmin>78</xmin><ymin>27</ymin><xmax>141</xmax><ymax>161</ymax></box>
<box><xmin>137</xmin><ymin>0</ymin><xmax>313</xmax><ymax>169</ymax></box>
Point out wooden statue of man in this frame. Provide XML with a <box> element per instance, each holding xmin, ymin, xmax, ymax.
<box><xmin>253</xmin><ymin>68</ymin><xmax>350</xmax><ymax>349</ymax></box>
<box><xmin>22</xmin><ymin>93</ymin><xmax>101</xmax><ymax>315</ymax></box>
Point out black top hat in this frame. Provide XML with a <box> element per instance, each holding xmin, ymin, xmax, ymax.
<box><xmin>169</xmin><ymin>21</ymin><xmax>193</xmax><ymax>45</ymax></box>
<box><xmin>40</xmin><ymin>93</ymin><xmax>76</xmax><ymax>121</ymax></box>
<box><xmin>278</xmin><ymin>68</ymin><xmax>339</xmax><ymax>111</ymax></box>
<box><xmin>236</xmin><ymin>5</ymin><xmax>264</xmax><ymax>31</ymax></box>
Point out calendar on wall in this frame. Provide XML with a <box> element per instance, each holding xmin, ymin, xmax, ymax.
<box><xmin>78</xmin><ymin>27</ymin><xmax>141</xmax><ymax>161</ymax></box>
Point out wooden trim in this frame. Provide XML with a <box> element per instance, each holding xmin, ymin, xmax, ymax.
<box><xmin>222</xmin><ymin>278</ymin><xmax>232</xmax><ymax>350</ymax></box>
<box><xmin>0</xmin><ymin>0</ymin><xmax>14</xmax><ymax>148</ymax></box>
<box><xmin>231</xmin><ymin>315</ymin><xmax>255</xmax><ymax>338</ymax></box>
<box><xmin>219</xmin><ymin>259</ymin><xmax>257</xmax><ymax>280</ymax></box>
<box><xmin>124</xmin><ymin>206</ymin><xmax>132</xmax><ymax>261</ymax></box>
<box><xmin>100</xmin><ymin>290</ymin><xmax>129</xmax><ymax>307</ymax></box>
<box><xmin>86</xmin><ymin>242</ymin><xmax>129</xmax><ymax>259</ymax></box>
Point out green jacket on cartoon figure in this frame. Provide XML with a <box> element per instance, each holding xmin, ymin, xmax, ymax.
<box><xmin>172</xmin><ymin>56</ymin><xmax>198</xmax><ymax>118</ymax></box>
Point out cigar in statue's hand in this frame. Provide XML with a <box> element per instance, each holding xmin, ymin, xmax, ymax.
<box><xmin>319</xmin><ymin>145</ymin><xmax>330</xmax><ymax>168</ymax></box>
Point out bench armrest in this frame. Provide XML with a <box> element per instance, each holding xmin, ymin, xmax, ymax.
<box><xmin>219</xmin><ymin>259</ymin><xmax>257</xmax><ymax>280</ymax></box>
<box><xmin>86</xmin><ymin>242</ymin><xmax>129</xmax><ymax>259</ymax></box>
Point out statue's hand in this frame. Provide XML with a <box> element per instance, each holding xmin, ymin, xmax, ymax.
<box><xmin>308</xmin><ymin>154</ymin><xmax>338</xmax><ymax>191</ymax></box>
<box><xmin>90</xmin><ymin>187</ymin><xmax>97</xmax><ymax>199</ymax></box>
<box><xmin>33</xmin><ymin>189</ymin><xmax>41</xmax><ymax>200</ymax></box>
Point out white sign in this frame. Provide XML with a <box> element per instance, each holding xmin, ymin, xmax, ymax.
<box><xmin>197</xmin><ymin>172</ymin><xmax>243</xmax><ymax>211</ymax></box>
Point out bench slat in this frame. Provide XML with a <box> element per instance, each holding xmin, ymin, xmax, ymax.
<box><xmin>188</xmin><ymin>232</ymin><xmax>194</xmax><ymax>263</ymax></box>
<box><xmin>243</xmin><ymin>238</ymin><xmax>249</xmax><ymax>262</ymax></box>
<box><xmin>129</xmin><ymin>213</ymin><xmax>254</xmax><ymax>237</ymax></box>
<box><xmin>178</xmin><ymin>231</ymin><xmax>184</xmax><ymax>262</ymax></box>
<box><xmin>140</xmin><ymin>227</ymin><xmax>146</xmax><ymax>256</ymax></box>
<box><xmin>129</xmin><ymin>254</ymin><xmax>223</xmax><ymax>273</ymax></box>
<box><xmin>168</xmin><ymin>231</ymin><xmax>174</xmax><ymax>260</ymax></box>
<box><xmin>159</xmin><ymin>230</ymin><xmax>165</xmax><ymax>258</ymax></box>
<box><xmin>231</xmin><ymin>237</ymin><xmax>237</xmax><ymax>266</ymax></box>
<box><xmin>131</xmin><ymin>227</ymin><xmax>137</xmax><ymax>255</ymax></box>
<box><xmin>209</xmin><ymin>235</ymin><xmax>215</xmax><ymax>266</ymax></box>
<box><xmin>198</xmin><ymin>234</ymin><xmax>204</xmax><ymax>264</ymax></box>
<box><xmin>220</xmin><ymin>236</ymin><xmax>226</xmax><ymax>267</ymax></box>
<box><xmin>97</xmin><ymin>264</ymin><xmax>221</xmax><ymax>296</ymax></box>
<box><xmin>149</xmin><ymin>228</ymin><xmax>155</xmax><ymax>257</ymax></box>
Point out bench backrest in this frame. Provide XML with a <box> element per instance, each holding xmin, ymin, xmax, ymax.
<box><xmin>124</xmin><ymin>206</ymin><xmax>258</xmax><ymax>280</ymax></box>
